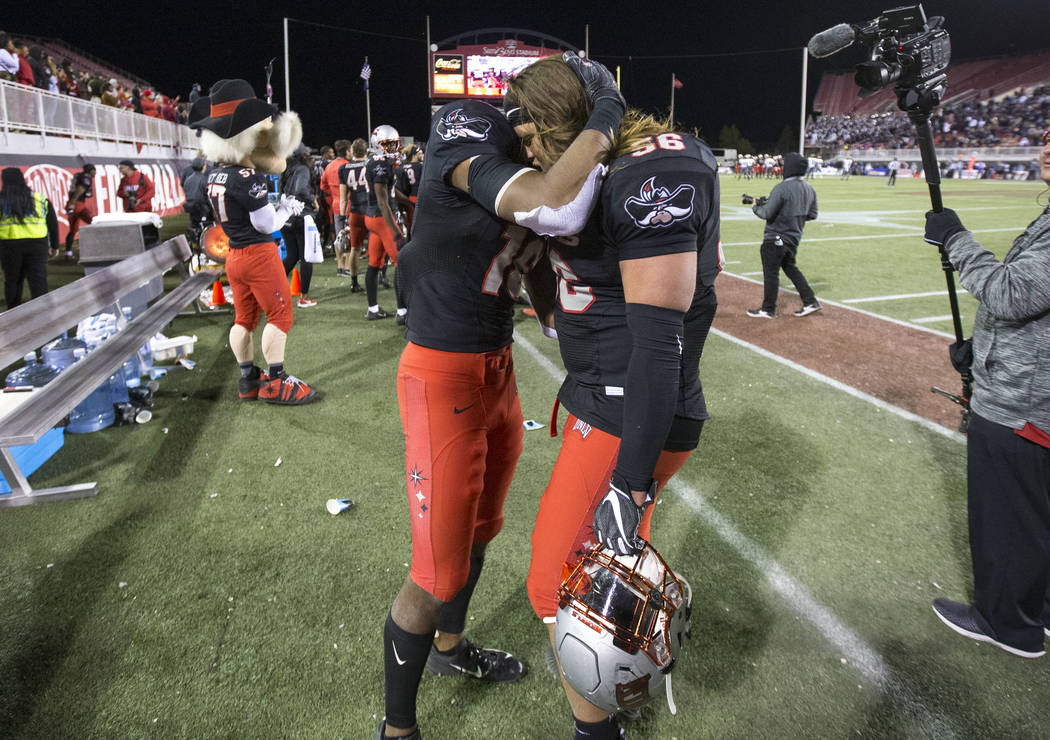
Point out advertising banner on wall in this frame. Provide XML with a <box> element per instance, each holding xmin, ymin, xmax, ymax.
<box><xmin>0</xmin><ymin>154</ymin><xmax>189</xmax><ymax>244</ymax></box>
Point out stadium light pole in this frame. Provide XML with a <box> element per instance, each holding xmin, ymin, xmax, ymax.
<box><xmin>283</xmin><ymin>17</ymin><xmax>291</xmax><ymax>111</ymax></box>
<box><xmin>798</xmin><ymin>47</ymin><xmax>808</xmax><ymax>154</ymax></box>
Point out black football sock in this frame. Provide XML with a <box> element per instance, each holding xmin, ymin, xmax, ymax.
<box><xmin>239</xmin><ymin>361</ymin><xmax>255</xmax><ymax>377</ymax></box>
<box><xmin>65</xmin><ymin>232</ymin><xmax>74</xmax><ymax>252</ymax></box>
<box><xmin>574</xmin><ymin>715</ymin><xmax>620</xmax><ymax>740</ymax></box>
<box><xmin>383</xmin><ymin>612</ymin><xmax>432</xmax><ymax>731</ymax></box>
<box><xmin>437</xmin><ymin>556</ymin><xmax>483</xmax><ymax>635</ymax></box>
<box><xmin>267</xmin><ymin>363</ymin><xmax>283</xmax><ymax>378</ymax></box>
<box><xmin>366</xmin><ymin>266</ymin><xmax>379</xmax><ymax>307</ymax></box>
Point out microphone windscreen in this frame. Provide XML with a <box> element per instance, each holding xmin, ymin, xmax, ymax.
<box><xmin>808</xmin><ymin>23</ymin><xmax>856</xmax><ymax>58</ymax></box>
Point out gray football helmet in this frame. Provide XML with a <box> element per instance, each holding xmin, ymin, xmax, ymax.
<box><xmin>554</xmin><ymin>541</ymin><xmax>691</xmax><ymax>715</ymax></box>
<box><xmin>370</xmin><ymin>124</ymin><xmax>401</xmax><ymax>160</ymax></box>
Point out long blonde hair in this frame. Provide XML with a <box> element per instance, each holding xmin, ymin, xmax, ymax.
<box><xmin>506</xmin><ymin>57</ymin><xmax>679</xmax><ymax>167</ymax></box>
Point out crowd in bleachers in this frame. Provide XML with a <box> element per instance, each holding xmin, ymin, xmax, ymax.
<box><xmin>0</xmin><ymin>31</ymin><xmax>188</xmax><ymax>124</ymax></box>
<box><xmin>807</xmin><ymin>85</ymin><xmax>1050</xmax><ymax>150</ymax></box>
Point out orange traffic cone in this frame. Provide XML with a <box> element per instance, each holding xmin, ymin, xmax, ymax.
<box><xmin>290</xmin><ymin>268</ymin><xmax>301</xmax><ymax>297</ymax></box>
<box><xmin>211</xmin><ymin>280</ymin><xmax>228</xmax><ymax>306</ymax></box>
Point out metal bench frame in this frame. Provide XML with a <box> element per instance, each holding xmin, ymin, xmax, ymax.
<box><xmin>0</xmin><ymin>235</ymin><xmax>220</xmax><ymax>507</ymax></box>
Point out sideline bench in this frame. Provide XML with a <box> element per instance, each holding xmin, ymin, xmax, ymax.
<box><xmin>0</xmin><ymin>235</ymin><xmax>220</xmax><ymax>507</ymax></box>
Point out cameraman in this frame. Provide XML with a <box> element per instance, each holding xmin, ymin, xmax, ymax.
<box><xmin>924</xmin><ymin>127</ymin><xmax>1050</xmax><ymax>659</ymax></box>
<box><xmin>746</xmin><ymin>152</ymin><xmax>821</xmax><ymax>318</ymax></box>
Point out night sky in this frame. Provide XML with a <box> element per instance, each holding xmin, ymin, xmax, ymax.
<box><xmin>18</xmin><ymin>0</ymin><xmax>1049</xmax><ymax>150</ymax></box>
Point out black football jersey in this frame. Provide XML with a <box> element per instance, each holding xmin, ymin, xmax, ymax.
<box><xmin>339</xmin><ymin>160</ymin><xmax>369</xmax><ymax>214</ymax></box>
<box><xmin>71</xmin><ymin>171</ymin><xmax>93</xmax><ymax>201</ymax></box>
<box><xmin>205</xmin><ymin>165</ymin><xmax>273</xmax><ymax>249</ymax></box>
<box><xmin>551</xmin><ymin>131</ymin><xmax>721</xmax><ymax>440</ymax></box>
<box><xmin>397</xmin><ymin>100</ymin><xmax>523</xmax><ymax>353</ymax></box>
<box><xmin>399</xmin><ymin>161</ymin><xmax>422</xmax><ymax>198</ymax></box>
<box><xmin>364</xmin><ymin>156</ymin><xmax>397</xmax><ymax>218</ymax></box>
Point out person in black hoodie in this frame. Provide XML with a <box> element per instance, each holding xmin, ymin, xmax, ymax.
<box><xmin>746</xmin><ymin>151</ymin><xmax>820</xmax><ymax>318</ymax></box>
<box><xmin>280</xmin><ymin>145</ymin><xmax>319</xmax><ymax>307</ymax></box>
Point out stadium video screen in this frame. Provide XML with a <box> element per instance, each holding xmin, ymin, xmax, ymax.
<box><xmin>464</xmin><ymin>55</ymin><xmax>535</xmax><ymax>97</ymax></box>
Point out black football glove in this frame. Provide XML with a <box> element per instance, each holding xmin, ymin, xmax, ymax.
<box><xmin>924</xmin><ymin>208</ymin><xmax>966</xmax><ymax>247</ymax></box>
<box><xmin>562</xmin><ymin>52</ymin><xmax>626</xmax><ymax>113</ymax></box>
<box><xmin>593</xmin><ymin>473</ymin><xmax>655</xmax><ymax>556</ymax></box>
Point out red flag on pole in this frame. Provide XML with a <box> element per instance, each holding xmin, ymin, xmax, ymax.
<box><xmin>673</xmin><ymin>76</ymin><xmax>684</xmax><ymax>89</ymax></box>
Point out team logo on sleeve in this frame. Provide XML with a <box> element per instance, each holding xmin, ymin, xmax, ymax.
<box><xmin>436</xmin><ymin>108</ymin><xmax>492</xmax><ymax>142</ymax></box>
<box><xmin>623</xmin><ymin>176</ymin><xmax>695</xmax><ymax>228</ymax></box>
<box><xmin>248</xmin><ymin>182</ymin><xmax>268</xmax><ymax>199</ymax></box>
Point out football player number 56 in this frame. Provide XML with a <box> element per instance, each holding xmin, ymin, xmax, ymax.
<box><xmin>631</xmin><ymin>132</ymin><xmax>685</xmax><ymax>158</ymax></box>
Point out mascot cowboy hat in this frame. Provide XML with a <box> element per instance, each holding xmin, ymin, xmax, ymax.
<box><xmin>189</xmin><ymin>79</ymin><xmax>301</xmax><ymax>174</ymax></box>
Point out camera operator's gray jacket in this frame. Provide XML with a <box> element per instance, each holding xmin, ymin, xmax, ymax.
<box><xmin>945</xmin><ymin>206</ymin><xmax>1050</xmax><ymax>432</ymax></box>
<box><xmin>752</xmin><ymin>176</ymin><xmax>818</xmax><ymax>247</ymax></box>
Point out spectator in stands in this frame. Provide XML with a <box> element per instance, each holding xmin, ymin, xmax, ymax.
<box><xmin>746</xmin><ymin>153</ymin><xmax>821</xmax><ymax>319</ymax></box>
<box><xmin>923</xmin><ymin>124</ymin><xmax>1050</xmax><ymax>660</ymax></box>
<box><xmin>0</xmin><ymin>33</ymin><xmax>18</xmax><ymax>81</ymax></box>
<box><xmin>13</xmin><ymin>42</ymin><xmax>33</xmax><ymax>87</ymax></box>
<box><xmin>130</xmin><ymin>87</ymin><xmax>143</xmax><ymax>114</ymax></box>
<box><xmin>87</xmin><ymin>75</ymin><xmax>103</xmax><ymax>103</ymax></box>
<box><xmin>189</xmin><ymin>82</ymin><xmax>201</xmax><ymax>104</ymax></box>
<box><xmin>117</xmin><ymin>160</ymin><xmax>155</xmax><ymax>213</ymax></box>
<box><xmin>26</xmin><ymin>47</ymin><xmax>48</xmax><ymax>91</ymax></box>
<box><xmin>101</xmin><ymin>79</ymin><xmax>119</xmax><ymax>107</ymax></box>
<box><xmin>140</xmin><ymin>89</ymin><xmax>160</xmax><ymax>118</ymax></box>
<box><xmin>0</xmin><ymin>167</ymin><xmax>59</xmax><ymax>309</ymax></box>
<box><xmin>280</xmin><ymin>146</ymin><xmax>320</xmax><ymax>308</ymax></box>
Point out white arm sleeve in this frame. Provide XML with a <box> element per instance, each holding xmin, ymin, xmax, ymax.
<box><xmin>249</xmin><ymin>202</ymin><xmax>292</xmax><ymax>234</ymax></box>
<box><xmin>511</xmin><ymin>163</ymin><xmax>607</xmax><ymax>237</ymax></box>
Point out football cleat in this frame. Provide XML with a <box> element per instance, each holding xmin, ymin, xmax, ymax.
<box><xmin>425</xmin><ymin>638</ymin><xmax>525</xmax><ymax>683</ymax></box>
<box><xmin>297</xmin><ymin>295</ymin><xmax>317</xmax><ymax>308</ymax></box>
<box><xmin>374</xmin><ymin>719</ymin><xmax>421</xmax><ymax>740</ymax></box>
<box><xmin>396</xmin><ymin>312</ymin><xmax>407</xmax><ymax>326</ymax></box>
<box><xmin>793</xmin><ymin>303</ymin><xmax>822</xmax><ymax>317</ymax></box>
<box><xmin>258</xmin><ymin>372</ymin><xmax>317</xmax><ymax>405</ymax></box>
<box><xmin>367</xmin><ymin>308</ymin><xmax>391</xmax><ymax>320</ymax></box>
<box><xmin>237</xmin><ymin>365</ymin><xmax>262</xmax><ymax>400</ymax></box>
<box><xmin>350</xmin><ymin>282</ymin><xmax>364</xmax><ymax>293</ymax></box>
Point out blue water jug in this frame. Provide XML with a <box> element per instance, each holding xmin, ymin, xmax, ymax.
<box><xmin>67</xmin><ymin>349</ymin><xmax>115</xmax><ymax>434</ymax></box>
<box><xmin>5</xmin><ymin>352</ymin><xmax>59</xmax><ymax>388</ymax></box>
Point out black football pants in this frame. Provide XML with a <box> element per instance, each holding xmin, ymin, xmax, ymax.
<box><xmin>1</xmin><ymin>237</ymin><xmax>49</xmax><ymax>308</ymax></box>
<box><xmin>967</xmin><ymin>412</ymin><xmax>1050</xmax><ymax>652</ymax></box>
<box><xmin>759</xmin><ymin>236</ymin><xmax>815</xmax><ymax>313</ymax></box>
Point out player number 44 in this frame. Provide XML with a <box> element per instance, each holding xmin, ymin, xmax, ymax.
<box><xmin>631</xmin><ymin>132</ymin><xmax>685</xmax><ymax>158</ymax></box>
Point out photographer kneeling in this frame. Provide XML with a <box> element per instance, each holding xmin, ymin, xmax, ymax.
<box><xmin>924</xmin><ymin>127</ymin><xmax>1050</xmax><ymax>659</ymax></box>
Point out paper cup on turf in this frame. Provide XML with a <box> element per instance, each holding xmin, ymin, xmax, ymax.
<box><xmin>326</xmin><ymin>498</ymin><xmax>354</xmax><ymax>516</ymax></box>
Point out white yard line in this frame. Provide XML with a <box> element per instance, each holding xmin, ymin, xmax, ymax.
<box><xmin>724</xmin><ymin>272</ymin><xmax>956</xmax><ymax>339</ymax></box>
<box><xmin>513</xmin><ymin>330</ymin><xmax>961</xmax><ymax>737</ymax></box>
<box><xmin>912</xmin><ymin>315</ymin><xmax>957</xmax><ymax>324</ymax></box>
<box><xmin>843</xmin><ymin>289</ymin><xmax>969</xmax><ymax>304</ymax></box>
<box><xmin>720</xmin><ymin>226</ymin><xmax>1023</xmax><ymax>247</ymax></box>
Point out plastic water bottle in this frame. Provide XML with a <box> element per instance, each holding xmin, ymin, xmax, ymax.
<box><xmin>67</xmin><ymin>348</ymin><xmax>115</xmax><ymax>434</ymax></box>
<box><xmin>41</xmin><ymin>336</ymin><xmax>87</xmax><ymax>372</ymax></box>
<box><xmin>4</xmin><ymin>352</ymin><xmax>59</xmax><ymax>388</ymax></box>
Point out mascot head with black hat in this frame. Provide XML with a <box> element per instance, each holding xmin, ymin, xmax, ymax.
<box><xmin>189</xmin><ymin>79</ymin><xmax>301</xmax><ymax>172</ymax></box>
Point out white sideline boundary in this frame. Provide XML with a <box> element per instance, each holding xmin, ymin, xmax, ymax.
<box><xmin>843</xmin><ymin>289</ymin><xmax>969</xmax><ymax>304</ymax></box>
<box><xmin>513</xmin><ymin>330</ymin><xmax>959</xmax><ymax>737</ymax></box>
<box><xmin>720</xmin><ymin>225</ymin><xmax>1023</xmax><ymax>247</ymax></box>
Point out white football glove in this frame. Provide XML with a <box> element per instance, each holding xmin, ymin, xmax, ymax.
<box><xmin>277</xmin><ymin>194</ymin><xmax>305</xmax><ymax>217</ymax></box>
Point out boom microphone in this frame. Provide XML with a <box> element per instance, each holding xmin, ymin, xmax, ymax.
<box><xmin>808</xmin><ymin>23</ymin><xmax>856</xmax><ymax>58</ymax></box>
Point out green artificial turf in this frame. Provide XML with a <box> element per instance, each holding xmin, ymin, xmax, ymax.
<box><xmin>2</xmin><ymin>178</ymin><xmax>1049</xmax><ymax>738</ymax></box>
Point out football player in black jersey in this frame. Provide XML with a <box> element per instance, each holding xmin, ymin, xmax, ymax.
<box><xmin>337</xmin><ymin>138</ymin><xmax>369</xmax><ymax>291</ymax></box>
<box><xmin>363</xmin><ymin>125</ymin><xmax>406</xmax><ymax>322</ymax></box>
<box><xmin>375</xmin><ymin>53</ymin><xmax>628</xmax><ymax>740</ymax></box>
<box><xmin>505</xmin><ymin>57</ymin><xmax>721</xmax><ymax>740</ymax></box>
<box><xmin>63</xmin><ymin>163</ymin><xmax>95</xmax><ymax>260</ymax></box>
<box><xmin>189</xmin><ymin>79</ymin><xmax>317</xmax><ymax>405</ymax></box>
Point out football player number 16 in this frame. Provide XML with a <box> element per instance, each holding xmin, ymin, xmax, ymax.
<box><xmin>548</xmin><ymin>249</ymin><xmax>595</xmax><ymax>313</ymax></box>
